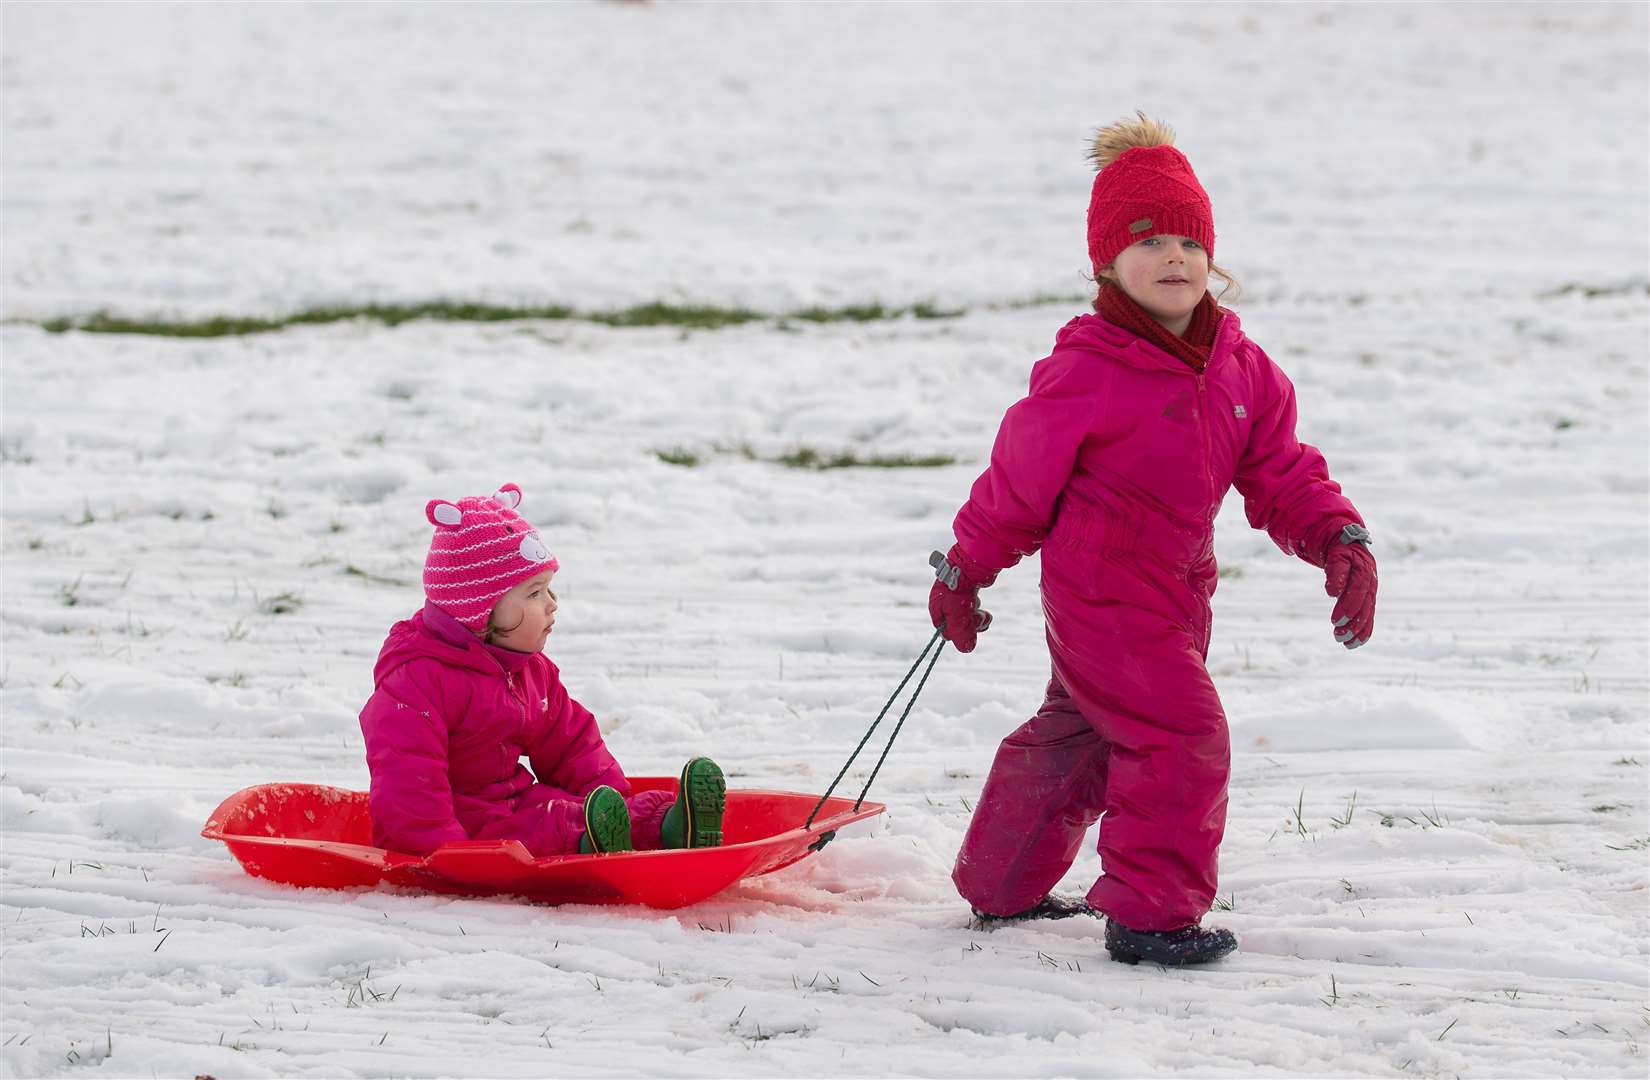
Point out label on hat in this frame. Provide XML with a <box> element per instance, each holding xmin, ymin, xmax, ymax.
<box><xmin>1129</xmin><ymin>217</ymin><xmax>1153</xmax><ymax>234</ymax></box>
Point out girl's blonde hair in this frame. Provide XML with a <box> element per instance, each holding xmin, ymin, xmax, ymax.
<box><xmin>1087</xmin><ymin>112</ymin><xmax>1241</xmax><ymax>306</ymax></box>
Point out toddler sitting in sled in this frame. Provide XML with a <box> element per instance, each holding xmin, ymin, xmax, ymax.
<box><xmin>358</xmin><ymin>482</ymin><xmax>725</xmax><ymax>857</ymax></box>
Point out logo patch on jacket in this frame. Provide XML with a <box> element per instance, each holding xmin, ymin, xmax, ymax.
<box><xmin>1233</xmin><ymin>404</ymin><xmax>1247</xmax><ymax>419</ymax></box>
<box><xmin>1162</xmin><ymin>390</ymin><xmax>1195</xmax><ymax>426</ymax></box>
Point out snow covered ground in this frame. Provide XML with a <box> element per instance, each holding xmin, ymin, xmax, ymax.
<box><xmin>2</xmin><ymin>2</ymin><xmax>1647</xmax><ymax>1077</ymax></box>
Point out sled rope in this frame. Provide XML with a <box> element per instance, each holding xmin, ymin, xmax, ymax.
<box><xmin>804</xmin><ymin>626</ymin><xmax>946</xmax><ymax>839</ymax></box>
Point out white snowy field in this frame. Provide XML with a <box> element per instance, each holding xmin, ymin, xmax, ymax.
<box><xmin>2</xmin><ymin>2</ymin><xmax>1648</xmax><ymax>1078</ymax></box>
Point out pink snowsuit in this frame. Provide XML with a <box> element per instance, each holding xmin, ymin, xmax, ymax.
<box><xmin>951</xmin><ymin>311</ymin><xmax>1361</xmax><ymax>930</ymax></box>
<box><xmin>358</xmin><ymin>602</ymin><xmax>672</xmax><ymax>857</ymax></box>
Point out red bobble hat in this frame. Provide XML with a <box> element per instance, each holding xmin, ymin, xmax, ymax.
<box><xmin>1085</xmin><ymin>144</ymin><xmax>1215</xmax><ymax>272</ymax></box>
<box><xmin>422</xmin><ymin>483</ymin><xmax>559</xmax><ymax>632</ymax></box>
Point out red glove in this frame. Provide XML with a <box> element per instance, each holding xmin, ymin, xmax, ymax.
<box><xmin>928</xmin><ymin>545</ymin><xmax>997</xmax><ymax>653</ymax></box>
<box><xmin>1324</xmin><ymin>524</ymin><xmax>1377</xmax><ymax>649</ymax></box>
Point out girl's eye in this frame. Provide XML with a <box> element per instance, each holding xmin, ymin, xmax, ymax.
<box><xmin>1184</xmin><ymin>240</ymin><xmax>1203</xmax><ymax>250</ymax></box>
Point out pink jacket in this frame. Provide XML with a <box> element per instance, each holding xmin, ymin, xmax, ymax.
<box><xmin>357</xmin><ymin>602</ymin><xmax>628</xmax><ymax>856</ymax></box>
<box><xmin>956</xmin><ymin>311</ymin><xmax>1360</xmax><ymax>623</ymax></box>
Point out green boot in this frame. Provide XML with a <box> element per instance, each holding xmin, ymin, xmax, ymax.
<box><xmin>578</xmin><ymin>785</ymin><xmax>633</xmax><ymax>854</ymax></box>
<box><xmin>660</xmin><ymin>757</ymin><xmax>726</xmax><ymax>849</ymax></box>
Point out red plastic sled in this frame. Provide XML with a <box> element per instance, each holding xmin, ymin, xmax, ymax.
<box><xmin>201</xmin><ymin>778</ymin><xmax>883</xmax><ymax>909</ymax></box>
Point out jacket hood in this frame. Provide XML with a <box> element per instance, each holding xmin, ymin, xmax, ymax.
<box><xmin>1052</xmin><ymin>309</ymin><xmax>1246</xmax><ymax>373</ymax></box>
<box><xmin>372</xmin><ymin>603</ymin><xmax>506</xmax><ymax>688</ymax></box>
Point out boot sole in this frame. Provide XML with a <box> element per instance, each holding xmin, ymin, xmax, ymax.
<box><xmin>679</xmin><ymin>758</ymin><xmax>726</xmax><ymax>848</ymax></box>
<box><xmin>970</xmin><ymin>894</ymin><xmax>1100</xmax><ymax>930</ymax></box>
<box><xmin>583</xmin><ymin>787</ymin><xmax>633</xmax><ymax>853</ymax></box>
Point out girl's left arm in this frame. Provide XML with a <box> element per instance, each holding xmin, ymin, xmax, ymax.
<box><xmin>525</xmin><ymin>658</ymin><xmax>629</xmax><ymax>797</ymax></box>
<box><xmin>1232</xmin><ymin>345</ymin><xmax>1364</xmax><ymax>568</ymax></box>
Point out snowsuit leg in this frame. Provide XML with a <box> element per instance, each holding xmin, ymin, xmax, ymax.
<box><xmin>624</xmin><ymin>789</ymin><xmax>675</xmax><ymax>850</ymax></box>
<box><xmin>472</xmin><ymin>786</ymin><xmax>676</xmax><ymax>856</ymax></box>
<box><xmin>473</xmin><ymin>789</ymin><xmax>585</xmax><ymax>856</ymax></box>
<box><xmin>1041</xmin><ymin>555</ymin><xmax>1231</xmax><ymax>931</ymax></box>
<box><xmin>952</xmin><ymin>674</ymin><xmax>1111</xmax><ymax>916</ymax></box>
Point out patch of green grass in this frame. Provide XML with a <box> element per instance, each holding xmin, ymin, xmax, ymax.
<box><xmin>342</xmin><ymin>565</ymin><xmax>410</xmax><ymax>587</ymax></box>
<box><xmin>774</xmin><ymin>447</ymin><xmax>956</xmax><ymax>470</ymax></box>
<box><xmin>28</xmin><ymin>297</ymin><xmax>972</xmax><ymax>338</ymax></box>
<box><xmin>654</xmin><ymin>447</ymin><xmax>701</xmax><ymax>467</ymax></box>
<box><xmin>37</xmin><ymin>301</ymin><xmax>579</xmax><ymax>338</ymax></box>
<box><xmin>858</xmin><ymin>452</ymin><xmax>957</xmax><ymax>469</ymax></box>
<box><xmin>1329</xmin><ymin>790</ymin><xmax>1358</xmax><ymax>829</ymax></box>
<box><xmin>711</xmin><ymin>440</ymin><xmax>760</xmax><ymax>460</ymax></box>
<box><xmin>662</xmin><ymin>442</ymin><xmax>954</xmax><ymax>471</ymax></box>
<box><xmin>774</xmin><ymin>447</ymin><xmax>833</xmax><ymax>469</ymax></box>
<box><xmin>910</xmin><ymin>301</ymin><xmax>964</xmax><ymax>319</ymax></box>
<box><xmin>993</xmin><ymin>293</ymin><xmax>1088</xmax><ymax>311</ymax></box>
<box><xmin>1538</xmin><ymin>281</ymin><xmax>1650</xmax><ymax>300</ymax></box>
<box><xmin>792</xmin><ymin>303</ymin><xmax>892</xmax><ymax>323</ymax></box>
<box><xmin>586</xmin><ymin>302</ymin><xmax>763</xmax><ymax>330</ymax></box>
<box><xmin>792</xmin><ymin>300</ymin><xmax>966</xmax><ymax>324</ymax></box>
<box><xmin>258</xmin><ymin>592</ymin><xmax>303</xmax><ymax>616</ymax></box>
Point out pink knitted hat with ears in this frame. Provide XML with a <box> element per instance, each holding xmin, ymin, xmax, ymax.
<box><xmin>422</xmin><ymin>483</ymin><xmax>559</xmax><ymax>632</ymax></box>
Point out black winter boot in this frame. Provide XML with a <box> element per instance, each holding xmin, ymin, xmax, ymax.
<box><xmin>969</xmin><ymin>894</ymin><xmax>1101</xmax><ymax>929</ymax></box>
<box><xmin>1104</xmin><ymin>919</ymin><xmax>1237</xmax><ymax>966</ymax></box>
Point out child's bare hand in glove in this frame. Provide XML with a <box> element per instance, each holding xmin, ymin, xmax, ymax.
<box><xmin>928</xmin><ymin>545</ymin><xmax>998</xmax><ymax>653</ymax></box>
<box><xmin>1324</xmin><ymin>524</ymin><xmax>1377</xmax><ymax>649</ymax></box>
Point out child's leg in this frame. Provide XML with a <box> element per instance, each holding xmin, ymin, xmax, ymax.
<box><xmin>952</xmin><ymin>674</ymin><xmax>1110</xmax><ymax>916</ymax></box>
<box><xmin>473</xmin><ymin>791</ymin><xmax>587</xmax><ymax>856</ymax></box>
<box><xmin>1053</xmin><ymin>611</ymin><xmax>1230</xmax><ymax>932</ymax></box>
<box><xmin>623</xmin><ymin>789</ymin><xmax>675</xmax><ymax>850</ymax></box>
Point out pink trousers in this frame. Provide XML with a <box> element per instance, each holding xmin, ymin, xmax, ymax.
<box><xmin>952</xmin><ymin>605</ymin><xmax>1231</xmax><ymax>931</ymax></box>
<box><xmin>472</xmin><ymin>785</ymin><xmax>674</xmax><ymax>857</ymax></box>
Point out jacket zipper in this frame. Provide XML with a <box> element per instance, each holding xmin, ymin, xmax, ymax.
<box><xmin>1194</xmin><ymin>368</ymin><xmax>1215</xmax><ymax>651</ymax></box>
<box><xmin>504</xmin><ymin>672</ymin><xmax>529</xmax><ymax>734</ymax></box>
<box><xmin>1195</xmin><ymin>371</ymin><xmax>1214</xmax><ymax>502</ymax></box>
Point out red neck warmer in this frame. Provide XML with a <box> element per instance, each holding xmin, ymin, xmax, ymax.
<box><xmin>1096</xmin><ymin>285</ymin><xmax>1223</xmax><ymax>372</ymax></box>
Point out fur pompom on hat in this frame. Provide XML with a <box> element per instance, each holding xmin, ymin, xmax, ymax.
<box><xmin>1085</xmin><ymin>113</ymin><xmax>1215</xmax><ymax>273</ymax></box>
<box><xmin>422</xmin><ymin>483</ymin><xmax>558</xmax><ymax>632</ymax></box>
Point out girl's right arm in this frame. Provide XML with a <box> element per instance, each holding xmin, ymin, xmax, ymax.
<box><xmin>953</xmin><ymin>353</ymin><xmax>1104</xmax><ymax>572</ymax></box>
<box><xmin>358</xmin><ymin>664</ymin><xmax>469</xmax><ymax>855</ymax></box>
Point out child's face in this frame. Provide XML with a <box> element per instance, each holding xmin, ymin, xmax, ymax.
<box><xmin>1103</xmin><ymin>234</ymin><xmax>1210</xmax><ymax>333</ymax></box>
<box><xmin>487</xmin><ymin>571</ymin><xmax>558</xmax><ymax>652</ymax></box>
